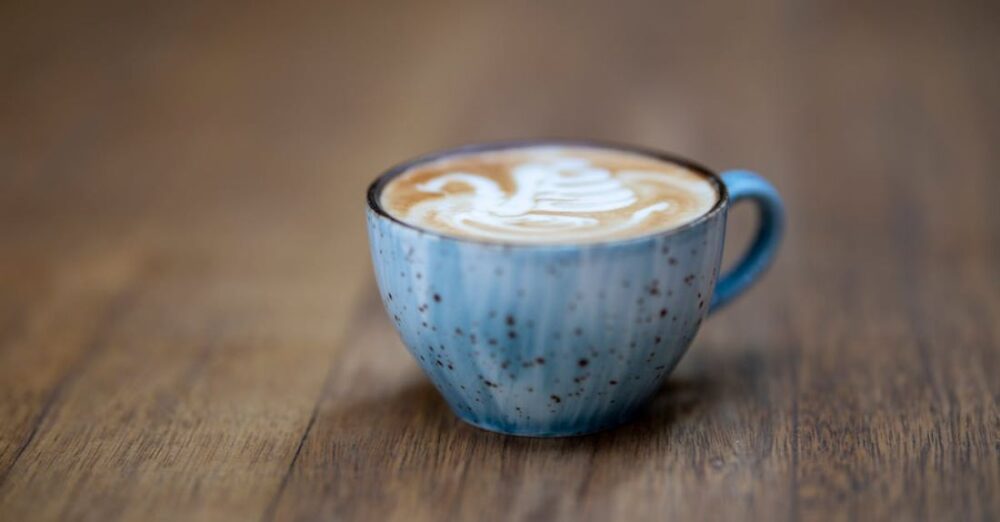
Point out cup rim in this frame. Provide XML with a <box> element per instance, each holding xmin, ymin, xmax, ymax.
<box><xmin>366</xmin><ymin>139</ymin><xmax>730</xmax><ymax>249</ymax></box>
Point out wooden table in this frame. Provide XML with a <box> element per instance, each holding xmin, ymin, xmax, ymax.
<box><xmin>2</xmin><ymin>1</ymin><xmax>998</xmax><ymax>520</ymax></box>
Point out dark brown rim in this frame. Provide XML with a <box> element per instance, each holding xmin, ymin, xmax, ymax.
<box><xmin>366</xmin><ymin>139</ymin><xmax>729</xmax><ymax>249</ymax></box>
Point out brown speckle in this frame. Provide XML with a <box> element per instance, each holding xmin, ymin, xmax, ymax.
<box><xmin>433</xmin><ymin>293</ymin><xmax>442</xmax><ymax>302</ymax></box>
<box><xmin>550</xmin><ymin>395</ymin><xmax>562</xmax><ymax>403</ymax></box>
<box><xmin>578</xmin><ymin>358</ymin><xmax>589</xmax><ymax>367</ymax></box>
<box><xmin>609</xmin><ymin>380</ymin><xmax>618</xmax><ymax>385</ymax></box>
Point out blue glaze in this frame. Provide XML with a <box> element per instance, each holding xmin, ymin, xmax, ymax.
<box><xmin>366</xmin><ymin>144</ymin><xmax>784</xmax><ymax>437</ymax></box>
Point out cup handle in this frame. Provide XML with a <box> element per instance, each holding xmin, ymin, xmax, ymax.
<box><xmin>709</xmin><ymin>170</ymin><xmax>785</xmax><ymax>314</ymax></box>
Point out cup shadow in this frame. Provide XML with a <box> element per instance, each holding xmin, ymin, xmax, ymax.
<box><xmin>319</xmin><ymin>339</ymin><xmax>766</xmax><ymax>456</ymax></box>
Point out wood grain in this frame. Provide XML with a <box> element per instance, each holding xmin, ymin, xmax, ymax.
<box><xmin>1</xmin><ymin>0</ymin><xmax>998</xmax><ymax>521</ymax></box>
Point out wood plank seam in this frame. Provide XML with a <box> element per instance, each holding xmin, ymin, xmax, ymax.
<box><xmin>259</xmin><ymin>287</ymin><xmax>382</xmax><ymax>522</ymax></box>
<box><xmin>0</xmin><ymin>269</ymin><xmax>146</xmax><ymax>488</ymax></box>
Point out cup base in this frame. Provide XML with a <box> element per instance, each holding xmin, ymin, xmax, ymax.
<box><xmin>453</xmin><ymin>410</ymin><xmax>639</xmax><ymax>438</ymax></box>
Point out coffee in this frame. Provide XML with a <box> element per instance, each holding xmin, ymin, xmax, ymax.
<box><xmin>379</xmin><ymin>145</ymin><xmax>718</xmax><ymax>244</ymax></box>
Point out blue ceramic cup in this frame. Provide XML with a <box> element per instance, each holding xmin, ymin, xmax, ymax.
<box><xmin>366</xmin><ymin>140</ymin><xmax>784</xmax><ymax>437</ymax></box>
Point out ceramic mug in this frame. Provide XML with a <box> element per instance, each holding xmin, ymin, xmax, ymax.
<box><xmin>366</xmin><ymin>140</ymin><xmax>784</xmax><ymax>437</ymax></box>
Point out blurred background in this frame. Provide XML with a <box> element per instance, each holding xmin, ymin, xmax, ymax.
<box><xmin>1</xmin><ymin>1</ymin><xmax>999</xmax><ymax>520</ymax></box>
<box><xmin>4</xmin><ymin>0</ymin><xmax>996</xmax><ymax>296</ymax></box>
<box><xmin>4</xmin><ymin>0</ymin><xmax>998</xmax><ymax>358</ymax></box>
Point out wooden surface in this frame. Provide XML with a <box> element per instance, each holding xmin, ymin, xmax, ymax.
<box><xmin>2</xmin><ymin>1</ymin><xmax>998</xmax><ymax>520</ymax></box>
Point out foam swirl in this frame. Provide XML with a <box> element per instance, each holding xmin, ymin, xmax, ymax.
<box><xmin>380</xmin><ymin>146</ymin><xmax>717</xmax><ymax>243</ymax></box>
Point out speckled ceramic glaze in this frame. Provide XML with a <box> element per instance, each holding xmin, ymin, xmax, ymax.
<box><xmin>366</xmin><ymin>141</ymin><xmax>784</xmax><ymax>437</ymax></box>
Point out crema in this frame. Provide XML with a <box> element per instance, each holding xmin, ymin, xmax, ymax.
<box><xmin>379</xmin><ymin>145</ymin><xmax>718</xmax><ymax>244</ymax></box>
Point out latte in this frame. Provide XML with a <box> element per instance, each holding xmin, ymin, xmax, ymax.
<box><xmin>379</xmin><ymin>145</ymin><xmax>718</xmax><ymax>244</ymax></box>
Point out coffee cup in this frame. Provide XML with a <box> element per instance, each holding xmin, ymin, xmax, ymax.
<box><xmin>366</xmin><ymin>140</ymin><xmax>784</xmax><ymax>436</ymax></box>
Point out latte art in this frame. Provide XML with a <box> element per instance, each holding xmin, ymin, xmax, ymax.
<box><xmin>380</xmin><ymin>146</ymin><xmax>718</xmax><ymax>243</ymax></box>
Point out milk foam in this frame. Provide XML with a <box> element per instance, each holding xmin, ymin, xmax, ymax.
<box><xmin>380</xmin><ymin>146</ymin><xmax>718</xmax><ymax>243</ymax></box>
